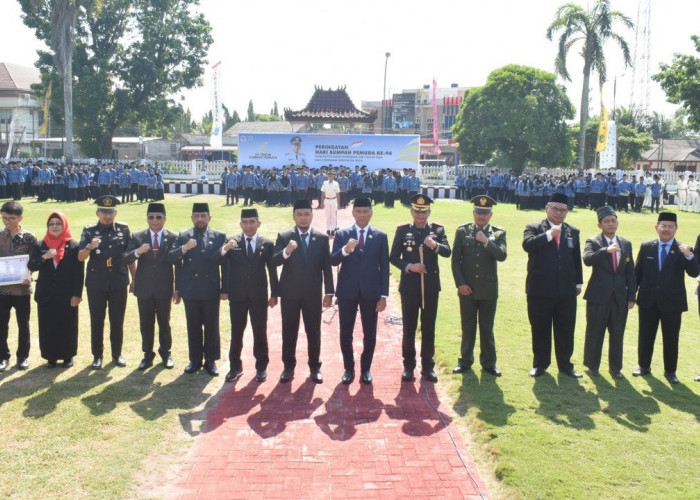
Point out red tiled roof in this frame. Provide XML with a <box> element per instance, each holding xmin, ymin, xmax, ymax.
<box><xmin>285</xmin><ymin>86</ymin><xmax>378</xmax><ymax>123</ymax></box>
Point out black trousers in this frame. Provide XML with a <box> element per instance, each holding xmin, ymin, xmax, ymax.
<box><xmin>183</xmin><ymin>298</ymin><xmax>220</xmax><ymax>364</ymax></box>
<box><xmin>584</xmin><ymin>299</ymin><xmax>628</xmax><ymax>373</ymax></box>
<box><xmin>338</xmin><ymin>296</ymin><xmax>378</xmax><ymax>372</ymax></box>
<box><xmin>400</xmin><ymin>291</ymin><xmax>438</xmax><ymax>371</ymax></box>
<box><xmin>637</xmin><ymin>306</ymin><xmax>682</xmax><ymax>373</ymax></box>
<box><xmin>527</xmin><ymin>294</ymin><xmax>577</xmax><ymax>372</ymax></box>
<box><xmin>280</xmin><ymin>296</ymin><xmax>322</xmax><ymax>372</ymax></box>
<box><xmin>228</xmin><ymin>298</ymin><xmax>269</xmax><ymax>372</ymax></box>
<box><xmin>384</xmin><ymin>192</ymin><xmax>395</xmax><ymax>208</ymax></box>
<box><xmin>458</xmin><ymin>296</ymin><xmax>497</xmax><ymax>369</ymax></box>
<box><xmin>137</xmin><ymin>296</ymin><xmax>172</xmax><ymax>361</ymax></box>
<box><xmin>0</xmin><ymin>295</ymin><xmax>31</xmax><ymax>361</ymax></box>
<box><xmin>87</xmin><ymin>287</ymin><xmax>127</xmax><ymax>359</ymax></box>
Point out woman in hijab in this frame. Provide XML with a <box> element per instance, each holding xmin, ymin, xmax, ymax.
<box><xmin>28</xmin><ymin>212</ymin><xmax>84</xmax><ymax>367</ymax></box>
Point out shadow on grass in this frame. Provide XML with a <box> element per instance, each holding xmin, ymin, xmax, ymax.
<box><xmin>589</xmin><ymin>375</ymin><xmax>660</xmax><ymax>431</ymax></box>
<box><xmin>247</xmin><ymin>378</ymin><xmax>323</xmax><ymax>438</ymax></box>
<box><xmin>531</xmin><ymin>373</ymin><xmax>599</xmax><ymax>429</ymax></box>
<box><xmin>453</xmin><ymin>370</ymin><xmax>516</xmax><ymax>427</ymax></box>
<box><xmin>0</xmin><ymin>364</ymin><xmax>61</xmax><ymax>411</ymax></box>
<box><xmin>313</xmin><ymin>382</ymin><xmax>382</xmax><ymax>441</ymax></box>
<box><xmin>81</xmin><ymin>365</ymin><xmax>163</xmax><ymax>416</ymax></box>
<box><xmin>643</xmin><ymin>375</ymin><xmax>700</xmax><ymax>423</ymax></box>
<box><xmin>23</xmin><ymin>365</ymin><xmax>115</xmax><ymax>418</ymax></box>
<box><xmin>384</xmin><ymin>380</ymin><xmax>452</xmax><ymax>437</ymax></box>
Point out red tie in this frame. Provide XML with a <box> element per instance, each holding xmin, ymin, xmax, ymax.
<box><xmin>358</xmin><ymin>229</ymin><xmax>365</xmax><ymax>251</ymax></box>
<box><xmin>152</xmin><ymin>233</ymin><xmax>159</xmax><ymax>256</ymax></box>
<box><xmin>554</xmin><ymin>233</ymin><xmax>560</xmax><ymax>249</ymax></box>
<box><xmin>612</xmin><ymin>251</ymin><xmax>618</xmax><ymax>271</ymax></box>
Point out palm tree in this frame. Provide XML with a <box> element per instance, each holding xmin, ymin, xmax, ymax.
<box><xmin>546</xmin><ymin>0</ymin><xmax>633</xmax><ymax>169</ymax></box>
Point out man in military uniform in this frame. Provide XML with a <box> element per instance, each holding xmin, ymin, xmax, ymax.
<box><xmin>451</xmin><ymin>195</ymin><xmax>507</xmax><ymax>377</ymax></box>
<box><xmin>390</xmin><ymin>194</ymin><xmax>451</xmax><ymax>382</ymax></box>
<box><xmin>78</xmin><ymin>195</ymin><xmax>133</xmax><ymax>369</ymax></box>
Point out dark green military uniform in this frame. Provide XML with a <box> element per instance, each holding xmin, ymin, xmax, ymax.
<box><xmin>451</xmin><ymin>198</ymin><xmax>507</xmax><ymax>372</ymax></box>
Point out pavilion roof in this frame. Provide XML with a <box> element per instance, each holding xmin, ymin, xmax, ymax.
<box><xmin>285</xmin><ymin>86</ymin><xmax>377</xmax><ymax>123</ymax></box>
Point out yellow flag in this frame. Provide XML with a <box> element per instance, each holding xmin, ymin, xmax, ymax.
<box><xmin>596</xmin><ymin>99</ymin><xmax>608</xmax><ymax>153</ymax></box>
<box><xmin>39</xmin><ymin>82</ymin><xmax>52</xmax><ymax>136</ymax></box>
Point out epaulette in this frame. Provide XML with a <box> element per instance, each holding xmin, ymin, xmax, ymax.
<box><xmin>397</xmin><ymin>223</ymin><xmax>410</xmax><ymax>228</ymax></box>
<box><xmin>430</xmin><ymin>222</ymin><xmax>444</xmax><ymax>228</ymax></box>
<box><xmin>490</xmin><ymin>225</ymin><xmax>505</xmax><ymax>232</ymax></box>
<box><xmin>83</xmin><ymin>222</ymin><xmax>98</xmax><ymax>230</ymax></box>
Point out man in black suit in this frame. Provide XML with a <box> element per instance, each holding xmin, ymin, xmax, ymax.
<box><xmin>331</xmin><ymin>198</ymin><xmax>390</xmax><ymax>385</ymax></box>
<box><xmin>390</xmin><ymin>194</ymin><xmax>451</xmax><ymax>383</ymax></box>
<box><xmin>582</xmin><ymin>206</ymin><xmax>636</xmax><ymax>379</ymax></box>
<box><xmin>272</xmin><ymin>199</ymin><xmax>334</xmax><ymax>384</ymax></box>
<box><xmin>124</xmin><ymin>203</ymin><xmax>180</xmax><ymax>370</ymax></box>
<box><xmin>694</xmin><ymin>232</ymin><xmax>700</xmax><ymax>382</ymax></box>
<box><xmin>523</xmin><ymin>193</ymin><xmax>584</xmax><ymax>378</ymax></box>
<box><xmin>633</xmin><ymin>212</ymin><xmax>699</xmax><ymax>384</ymax></box>
<box><xmin>219</xmin><ymin>208</ymin><xmax>279</xmax><ymax>383</ymax></box>
<box><xmin>168</xmin><ymin>203</ymin><xmax>227</xmax><ymax>376</ymax></box>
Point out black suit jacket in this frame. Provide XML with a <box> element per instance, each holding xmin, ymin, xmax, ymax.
<box><xmin>523</xmin><ymin>219</ymin><xmax>583</xmax><ymax>298</ymax></box>
<box><xmin>167</xmin><ymin>227</ymin><xmax>226</xmax><ymax>300</ymax></box>
<box><xmin>635</xmin><ymin>239</ymin><xmax>699</xmax><ymax>312</ymax></box>
<box><xmin>220</xmin><ymin>233</ymin><xmax>279</xmax><ymax>301</ymax></box>
<box><xmin>272</xmin><ymin>227</ymin><xmax>334</xmax><ymax>299</ymax></box>
<box><xmin>124</xmin><ymin>228</ymin><xmax>180</xmax><ymax>300</ymax></box>
<box><xmin>28</xmin><ymin>240</ymin><xmax>84</xmax><ymax>306</ymax></box>
<box><xmin>583</xmin><ymin>233</ymin><xmax>636</xmax><ymax>305</ymax></box>
<box><xmin>331</xmin><ymin>225</ymin><xmax>389</xmax><ymax>301</ymax></box>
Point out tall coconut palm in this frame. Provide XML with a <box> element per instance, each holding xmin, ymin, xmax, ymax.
<box><xmin>546</xmin><ymin>0</ymin><xmax>633</xmax><ymax>169</ymax></box>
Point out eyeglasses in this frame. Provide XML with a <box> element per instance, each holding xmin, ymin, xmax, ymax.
<box><xmin>656</xmin><ymin>224</ymin><xmax>676</xmax><ymax>230</ymax></box>
<box><xmin>1</xmin><ymin>216</ymin><xmax>19</xmax><ymax>222</ymax></box>
<box><xmin>547</xmin><ymin>206</ymin><xmax>569</xmax><ymax>213</ymax></box>
<box><xmin>48</xmin><ymin>222</ymin><xmax>64</xmax><ymax>227</ymax></box>
<box><xmin>147</xmin><ymin>215</ymin><xmax>164</xmax><ymax>220</ymax></box>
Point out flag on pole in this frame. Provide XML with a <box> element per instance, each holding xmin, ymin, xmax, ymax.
<box><xmin>596</xmin><ymin>91</ymin><xmax>608</xmax><ymax>153</ymax></box>
<box><xmin>432</xmin><ymin>78</ymin><xmax>441</xmax><ymax>156</ymax></box>
<box><xmin>210</xmin><ymin>61</ymin><xmax>223</xmax><ymax>149</ymax></box>
<box><xmin>5</xmin><ymin>111</ymin><xmax>17</xmax><ymax>159</ymax></box>
<box><xmin>39</xmin><ymin>82</ymin><xmax>52</xmax><ymax>136</ymax></box>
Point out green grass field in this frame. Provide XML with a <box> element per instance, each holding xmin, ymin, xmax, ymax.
<box><xmin>0</xmin><ymin>194</ymin><xmax>699</xmax><ymax>499</ymax></box>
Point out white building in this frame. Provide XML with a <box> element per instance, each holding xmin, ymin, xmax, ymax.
<box><xmin>0</xmin><ymin>62</ymin><xmax>42</xmax><ymax>157</ymax></box>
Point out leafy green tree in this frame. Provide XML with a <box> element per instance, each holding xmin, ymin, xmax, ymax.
<box><xmin>20</xmin><ymin>0</ymin><xmax>212</xmax><ymax>157</ymax></box>
<box><xmin>653</xmin><ymin>35</ymin><xmax>700</xmax><ymax>133</ymax></box>
<box><xmin>452</xmin><ymin>65</ymin><xmax>575</xmax><ymax>173</ymax></box>
<box><xmin>247</xmin><ymin>100</ymin><xmax>255</xmax><ymax>122</ymax></box>
<box><xmin>546</xmin><ymin>0</ymin><xmax>633</xmax><ymax>170</ymax></box>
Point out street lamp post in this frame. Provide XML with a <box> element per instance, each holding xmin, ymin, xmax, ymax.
<box><xmin>381</xmin><ymin>52</ymin><xmax>391</xmax><ymax>134</ymax></box>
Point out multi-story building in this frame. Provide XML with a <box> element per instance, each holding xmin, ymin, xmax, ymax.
<box><xmin>0</xmin><ymin>62</ymin><xmax>42</xmax><ymax>157</ymax></box>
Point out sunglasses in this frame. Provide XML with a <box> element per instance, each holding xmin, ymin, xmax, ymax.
<box><xmin>147</xmin><ymin>215</ymin><xmax>164</xmax><ymax>220</ymax></box>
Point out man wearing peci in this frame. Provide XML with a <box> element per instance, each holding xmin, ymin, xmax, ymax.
<box><xmin>522</xmin><ymin>193</ymin><xmax>584</xmax><ymax>378</ymax></box>
<box><xmin>633</xmin><ymin>212</ymin><xmax>699</xmax><ymax>384</ymax></box>
<box><xmin>582</xmin><ymin>206</ymin><xmax>636</xmax><ymax>379</ymax></box>
<box><xmin>451</xmin><ymin>195</ymin><xmax>507</xmax><ymax>377</ymax></box>
<box><xmin>331</xmin><ymin>198</ymin><xmax>390</xmax><ymax>385</ymax></box>
<box><xmin>694</xmin><ymin>232</ymin><xmax>700</xmax><ymax>382</ymax></box>
<box><xmin>124</xmin><ymin>203</ymin><xmax>180</xmax><ymax>370</ymax></box>
<box><xmin>219</xmin><ymin>208</ymin><xmax>279</xmax><ymax>383</ymax></box>
<box><xmin>273</xmin><ymin>199</ymin><xmax>334</xmax><ymax>384</ymax></box>
<box><xmin>168</xmin><ymin>203</ymin><xmax>227</xmax><ymax>376</ymax></box>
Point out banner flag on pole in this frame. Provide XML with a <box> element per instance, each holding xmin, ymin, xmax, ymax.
<box><xmin>210</xmin><ymin>61</ymin><xmax>223</xmax><ymax>149</ymax></box>
<box><xmin>596</xmin><ymin>89</ymin><xmax>608</xmax><ymax>153</ymax></box>
<box><xmin>432</xmin><ymin>78</ymin><xmax>441</xmax><ymax>155</ymax></box>
<box><xmin>39</xmin><ymin>82</ymin><xmax>52</xmax><ymax>136</ymax></box>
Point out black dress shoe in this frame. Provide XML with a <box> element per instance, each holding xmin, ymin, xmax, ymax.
<box><xmin>63</xmin><ymin>358</ymin><xmax>74</xmax><ymax>368</ymax></box>
<box><xmin>255</xmin><ymin>370</ymin><xmax>267</xmax><ymax>382</ymax></box>
<box><xmin>113</xmin><ymin>356</ymin><xmax>127</xmax><ymax>367</ymax></box>
<box><xmin>585</xmin><ymin>368</ymin><xmax>601</xmax><ymax>377</ymax></box>
<box><xmin>664</xmin><ymin>372</ymin><xmax>680</xmax><ymax>385</ymax></box>
<box><xmin>279</xmin><ymin>369</ymin><xmax>294</xmax><ymax>383</ymax></box>
<box><xmin>47</xmin><ymin>359</ymin><xmax>57</xmax><ymax>368</ymax></box>
<box><xmin>91</xmin><ymin>357</ymin><xmax>103</xmax><ymax>370</ymax></box>
<box><xmin>204</xmin><ymin>361</ymin><xmax>219</xmax><ymax>376</ymax></box>
<box><xmin>632</xmin><ymin>367</ymin><xmax>651</xmax><ymax>377</ymax></box>
<box><xmin>401</xmin><ymin>369</ymin><xmax>415</xmax><ymax>381</ymax></box>
<box><xmin>0</xmin><ymin>359</ymin><xmax>8</xmax><ymax>372</ymax></box>
<box><xmin>609</xmin><ymin>370</ymin><xmax>624</xmax><ymax>380</ymax></box>
<box><xmin>562</xmin><ymin>369</ymin><xmax>582</xmax><ymax>378</ymax></box>
<box><xmin>341</xmin><ymin>370</ymin><xmax>355</xmax><ymax>384</ymax></box>
<box><xmin>483</xmin><ymin>366</ymin><xmax>502</xmax><ymax>377</ymax></box>
<box><xmin>361</xmin><ymin>371</ymin><xmax>373</xmax><ymax>384</ymax></box>
<box><xmin>422</xmin><ymin>370</ymin><xmax>438</xmax><ymax>383</ymax></box>
<box><xmin>311</xmin><ymin>371</ymin><xmax>323</xmax><ymax>384</ymax></box>
<box><xmin>138</xmin><ymin>358</ymin><xmax>154</xmax><ymax>371</ymax></box>
<box><xmin>163</xmin><ymin>356</ymin><xmax>174</xmax><ymax>369</ymax></box>
<box><xmin>452</xmin><ymin>364</ymin><xmax>471</xmax><ymax>374</ymax></box>
<box><xmin>17</xmin><ymin>358</ymin><xmax>29</xmax><ymax>370</ymax></box>
<box><xmin>184</xmin><ymin>362</ymin><xmax>201</xmax><ymax>374</ymax></box>
<box><xmin>225</xmin><ymin>369</ymin><xmax>243</xmax><ymax>382</ymax></box>
<box><xmin>529</xmin><ymin>367</ymin><xmax>545</xmax><ymax>377</ymax></box>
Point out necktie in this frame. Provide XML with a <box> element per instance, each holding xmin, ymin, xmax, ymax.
<box><xmin>358</xmin><ymin>229</ymin><xmax>365</xmax><ymax>251</ymax></box>
<box><xmin>246</xmin><ymin>237</ymin><xmax>253</xmax><ymax>259</ymax></box>
<box><xmin>660</xmin><ymin>243</ymin><xmax>668</xmax><ymax>270</ymax></box>
<box><xmin>152</xmin><ymin>233</ymin><xmax>159</xmax><ymax>257</ymax></box>
<box><xmin>611</xmin><ymin>241</ymin><xmax>618</xmax><ymax>272</ymax></box>
<box><xmin>554</xmin><ymin>232</ymin><xmax>560</xmax><ymax>249</ymax></box>
<box><xmin>300</xmin><ymin>232</ymin><xmax>308</xmax><ymax>255</ymax></box>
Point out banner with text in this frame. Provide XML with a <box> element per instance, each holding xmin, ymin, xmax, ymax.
<box><xmin>237</xmin><ymin>133</ymin><xmax>420</xmax><ymax>171</ymax></box>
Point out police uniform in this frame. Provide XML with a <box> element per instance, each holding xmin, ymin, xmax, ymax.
<box><xmin>80</xmin><ymin>195</ymin><xmax>131</xmax><ymax>368</ymax></box>
<box><xmin>451</xmin><ymin>196</ymin><xmax>507</xmax><ymax>375</ymax></box>
<box><xmin>389</xmin><ymin>194</ymin><xmax>451</xmax><ymax>382</ymax></box>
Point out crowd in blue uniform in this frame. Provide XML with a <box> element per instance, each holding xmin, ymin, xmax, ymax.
<box><xmin>0</xmin><ymin>159</ymin><xmax>165</xmax><ymax>203</ymax></box>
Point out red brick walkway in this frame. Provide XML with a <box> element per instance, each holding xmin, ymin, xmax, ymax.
<box><xmin>174</xmin><ymin>204</ymin><xmax>490</xmax><ymax>499</ymax></box>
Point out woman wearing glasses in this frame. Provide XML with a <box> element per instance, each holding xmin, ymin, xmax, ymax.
<box><xmin>27</xmin><ymin>212</ymin><xmax>84</xmax><ymax>367</ymax></box>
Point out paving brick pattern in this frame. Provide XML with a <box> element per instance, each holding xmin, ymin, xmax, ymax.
<box><xmin>174</xmin><ymin>204</ymin><xmax>490</xmax><ymax>499</ymax></box>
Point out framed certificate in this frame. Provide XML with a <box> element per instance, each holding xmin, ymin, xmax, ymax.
<box><xmin>0</xmin><ymin>255</ymin><xmax>30</xmax><ymax>285</ymax></box>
